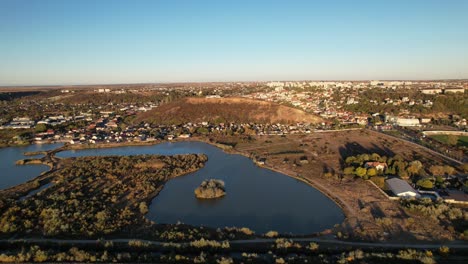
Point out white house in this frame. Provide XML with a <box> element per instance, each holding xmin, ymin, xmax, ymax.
<box><xmin>364</xmin><ymin>161</ymin><xmax>387</xmax><ymax>171</ymax></box>
<box><xmin>386</xmin><ymin>178</ymin><xmax>420</xmax><ymax>198</ymax></box>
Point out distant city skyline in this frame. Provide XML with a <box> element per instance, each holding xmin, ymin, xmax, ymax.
<box><xmin>1</xmin><ymin>0</ymin><xmax>468</xmax><ymax>86</ymax></box>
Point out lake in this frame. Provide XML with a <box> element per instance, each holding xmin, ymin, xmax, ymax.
<box><xmin>0</xmin><ymin>143</ymin><xmax>63</xmax><ymax>190</ymax></box>
<box><xmin>57</xmin><ymin>141</ymin><xmax>344</xmax><ymax>234</ymax></box>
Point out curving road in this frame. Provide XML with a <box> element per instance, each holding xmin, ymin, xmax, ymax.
<box><xmin>4</xmin><ymin>237</ymin><xmax>468</xmax><ymax>250</ymax></box>
<box><xmin>368</xmin><ymin>129</ymin><xmax>462</xmax><ymax>165</ymax></box>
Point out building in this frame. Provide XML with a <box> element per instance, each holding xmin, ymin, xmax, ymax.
<box><xmin>421</xmin><ymin>88</ymin><xmax>442</xmax><ymax>95</ymax></box>
<box><xmin>395</xmin><ymin>118</ymin><xmax>420</xmax><ymax>127</ymax></box>
<box><xmin>364</xmin><ymin>162</ymin><xmax>387</xmax><ymax>171</ymax></box>
<box><xmin>444</xmin><ymin>88</ymin><xmax>465</xmax><ymax>94</ymax></box>
<box><xmin>386</xmin><ymin>178</ymin><xmax>420</xmax><ymax>198</ymax></box>
<box><xmin>420</xmin><ymin>118</ymin><xmax>432</xmax><ymax>124</ymax></box>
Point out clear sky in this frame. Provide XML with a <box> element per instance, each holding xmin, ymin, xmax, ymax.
<box><xmin>1</xmin><ymin>0</ymin><xmax>467</xmax><ymax>85</ymax></box>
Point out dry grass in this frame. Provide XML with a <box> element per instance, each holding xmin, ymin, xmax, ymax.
<box><xmin>135</xmin><ymin>97</ymin><xmax>322</xmax><ymax>125</ymax></box>
<box><xmin>231</xmin><ymin>129</ymin><xmax>460</xmax><ymax>242</ymax></box>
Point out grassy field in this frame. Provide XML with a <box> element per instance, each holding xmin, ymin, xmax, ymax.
<box><xmin>430</xmin><ymin>134</ymin><xmax>468</xmax><ymax>147</ymax></box>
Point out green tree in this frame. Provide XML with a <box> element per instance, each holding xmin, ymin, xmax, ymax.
<box><xmin>355</xmin><ymin>167</ymin><xmax>367</xmax><ymax>178</ymax></box>
<box><xmin>371</xmin><ymin>153</ymin><xmax>381</xmax><ymax>161</ymax></box>
<box><xmin>394</xmin><ymin>154</ymin><xmax>404</xmax><ymax>162</ymax></box>
<box><xmin>196</xmin><ymin>127</ymin><xmax>209</xmax><ymax>134</ymax></box>
<box><xmin>35</xmin><ymin>124</ymin><xmax>47</xmax><ymax>133</ymax></box>
<box><xmin>443</xmin><ymin>165</ymin><xmax>455</xmax><ymax>175</ymax></box>
<box><xmin>417</xmin><ymin>179</ymin><xmax>434</xmax><ymax>189</ymax></box>
<box><xmin>407</xmin><ymin>160</ymin><xmax>422</xmax><ymax>177</ymax></box>
<box><xmin>429</xmin><ymin>165</ymin><xmax>445</xmax><ymax>176</ymax></box>
<box><xmin>435</xmin><ymin>175</ymin><xmax>445</xmax><ymax>186</ymax></box>
<box><xmin>367</xmin><ymin>168</ymin><xmax>377</xmax><ymax>177</ymax></box>
<box><xmin>360</xmin><ymin>154</ymin><xmax>370</xmax><ymax>162</ymax></box>
<box><xmin>447</xmin><ymin>135</ymin><xmax>459</xmax><ymax>146</ymax></box>
<box><xmin>343</xmin><ymin>166</ymin><xmax>355</xmax><ymax>175</ymax></box>
<box><xmin>139</xmin><ymin>202</ymin><xmax>148</xmax><ymax>214</ymax></box>
<box><xmin>398</xmin><ymin>170</ymin><xmax>409</xmax><ymax>179</ymax></box>
<box><xmin>461</xmin><ymin>163</ymin><xmax>468</xmax><ymax>173</ymax></box>
<box><xmin>370</xmin><ymin>176</ymin><xmax>386</xmax><ymax>188</ymax></box>
<box><xmin>385</xmin><ymin>166</ymin><xmax>396</xmax><ymax>175</ymax></box>
<box><xmin>345</xmin><ymin>157</ymin><xmax>355</xmax><ymax>165</ymax></box>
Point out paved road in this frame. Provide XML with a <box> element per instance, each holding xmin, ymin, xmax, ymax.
<box><xmin>368</xmin><ymin>129</ymin><xmax>462</xmax><ymax>165</ymax></box>
<box><xmin>4</xmin><ymin>237</ymin><xmax>468</xmax><ymax>250</ymax></box>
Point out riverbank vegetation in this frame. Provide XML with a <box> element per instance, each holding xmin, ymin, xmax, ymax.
<box><xmin>0</xmin><ymin>154</ymin><xmax>208</xmax><ymax>238</ymax></box>
<box><xmin>0</xmin><ymin>239</ymin><xmax>466</xmax><ymax>263</ymax></box>
<box><xmin>400</xmin><ymin>199</ymin><xmax>468</xmax><ymax>240</ymax></box>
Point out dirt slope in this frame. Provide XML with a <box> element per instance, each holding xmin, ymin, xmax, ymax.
<box><xmin>134</xmin><ymin>97</ymin><xmax>322</xmax><ymax>125</ymax></box>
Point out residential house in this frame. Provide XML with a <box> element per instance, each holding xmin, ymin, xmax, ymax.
<box><xmin>365</xmin><ymin>161</ymin><xmax>387</xmax><ymax>171</ymax></box>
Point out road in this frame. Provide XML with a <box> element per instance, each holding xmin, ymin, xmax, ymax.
<box><xmin>4</xmin><ymin>237</ymin><xmax>468</xmax><ymax>250</ymax></box>
<box><xmin>368</xmin><ymin>129</ymin><xmax>463</xmax><ymax>165</ymax></box>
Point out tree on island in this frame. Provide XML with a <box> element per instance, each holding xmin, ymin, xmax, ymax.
<box><xmin>194</xmin><ymin>179</ymin><xmax>226</xmax><ymax>199</ymax></box>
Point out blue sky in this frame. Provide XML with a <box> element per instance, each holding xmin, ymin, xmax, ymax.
<box><xmin>1</xmin><ymin>0</ymin><xmax>467</xmax><ymax>85</ymax></box>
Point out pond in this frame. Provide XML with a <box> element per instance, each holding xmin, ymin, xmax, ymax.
<box><xmin>57</xmin><ymin>141</ymin><xmax>344</xmax><ymax>234</ymax></box>
<box><xmin>0</xmin><ymin>143</ymin><xmax>63</xmax><ymax>190</ymax></box>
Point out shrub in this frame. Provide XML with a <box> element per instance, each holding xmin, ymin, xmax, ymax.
<box><xmin>417</xmin><ymin>179</ymin><xmax>434</xmax><ymax>189</ymax></box>
<box><xmin>439</xmin><ymin>246</ymin><xmax>450</xmax><ymax>255</ymax></box>
<box><xmin>239</xmin><ymin>227</ymin><xmax>254</xmax><ymax>235</ymax></box>
<box><xmin>307</xmin><ymin>242</ymin><xmax>319</xmax><ymax>251</ymax></box>
<box><xmin>265</xmin><ymin>230</ymin><xmax>278</xmax><ymax>238</ymax></box>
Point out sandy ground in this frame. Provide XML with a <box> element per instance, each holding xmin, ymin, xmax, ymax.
<box><xmin>231</xmin><ymin>129</ymin><xmax>461</xmax><ymax>242</ymax></box>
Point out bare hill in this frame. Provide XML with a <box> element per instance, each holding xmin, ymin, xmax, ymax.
<box><xmin>134</xmin><ymin>97</ymin><xmax>322</xmax><ymax>125</ymax></box>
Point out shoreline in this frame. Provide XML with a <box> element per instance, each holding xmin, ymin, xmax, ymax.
<box><xmin>10</xmin><ymin>136</ymin><xmax>467</xmax><ymax>243</ymax></box>
<box><xmin>28</xmin><ymin>137</ymin><xmax>353</xmax><ymax>222</ymax></box>
<box><xmin>183</xmin><ymin>137</ymin><xmax>353</xmax><ymax>219</ymax></box>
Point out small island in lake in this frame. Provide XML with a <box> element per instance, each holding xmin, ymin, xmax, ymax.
<box><xmin>194</xmin><ymin>179</ymin><xmax>226</xmax><ymax>199</ymax></box>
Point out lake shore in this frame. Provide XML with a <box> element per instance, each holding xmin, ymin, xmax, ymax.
<box><xmin>28</xmin><ymin>137</ymin><xmax>358</xmax><ymax>222</ymax></box>
<box><xmin>12</xmin><ymin>131</ymin><xmax>464</xmax><ymax>242</ymax></box>
<box><xmin>51</xmin><ymin>137</ymin><xmax>351</xmax><ymax>229</ymax></box>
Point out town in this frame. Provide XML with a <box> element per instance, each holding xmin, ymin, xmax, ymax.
<box><xmin>2</xmin><ymin>0</ymin><xmax>468</xmax><ymax>262</ymax></box>
<box><xmin>1</xmin><ymin>80</ymin><xmax>466</xmax><ymax>159</ymax></box>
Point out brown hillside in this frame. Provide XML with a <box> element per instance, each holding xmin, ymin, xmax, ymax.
<box><xmin>134</xmin><ymin>97</ymin><xmax>322</xmax><ymax>125</ymax></box>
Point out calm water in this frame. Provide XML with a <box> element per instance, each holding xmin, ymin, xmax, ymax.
<box><xmin>0</xmin><ymin>143</ymin><xmax>63</xmax><ymax>190</ymax></box>
<box><xmin>58</xmin><ymin>141</ymin><xmax>344</xmax><ymax>234</ymax></box>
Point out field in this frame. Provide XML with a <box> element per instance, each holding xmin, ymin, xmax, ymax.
<box><xmin>134</xmin><ymin>97</ymin><xmax>323</xmax><ymax>125</ymax></box>
<box><xmin>430</xmin><ymin>134</ymin><xmax>468</xmax><ymax>147</ymax></box>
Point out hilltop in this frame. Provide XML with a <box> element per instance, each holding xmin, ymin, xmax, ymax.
<box><xmin>134</xmin><ymin>97</ymin><xmax>322</xmax><ymax>125</ymax></box>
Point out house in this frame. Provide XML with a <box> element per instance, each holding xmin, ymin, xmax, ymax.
<box><xmin>420</xmin><ymin>118</ymin><xmax>431</xmax><ymax>124</ymax></box>
<box><xmin>299</xmin><ymin>156</ymin><xmax>309</xmax><ymax>164</ymax></box>
<box><xmin>255</xmin><ymin>157</ymin><xmax>266</xmax><ymax>165</ymax></box>
<box><xmin>364</xmin><ymin>162</ymin><xmax>387</xmax><ymax>171</ymax></box>
<box><xmin>386</xmin><ymin>178</ymin><xmax>420</xmax><ymax>198</ymax></box>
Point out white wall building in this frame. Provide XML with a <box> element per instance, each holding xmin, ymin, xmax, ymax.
<box><xmin>386</xmin><ymin>178</ymin><xmax>420</xmax><ymax>198</ymax></box>
<box><xmin>395</xmin><ymin>118</ymin><xmax>420</xmax><ymax>127</ymax></box>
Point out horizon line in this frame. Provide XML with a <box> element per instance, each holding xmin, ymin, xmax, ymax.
<box><xmin>1</xmin><ymin>78</ymin><xmax>468</xmax><ymax>88</ymax></box>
